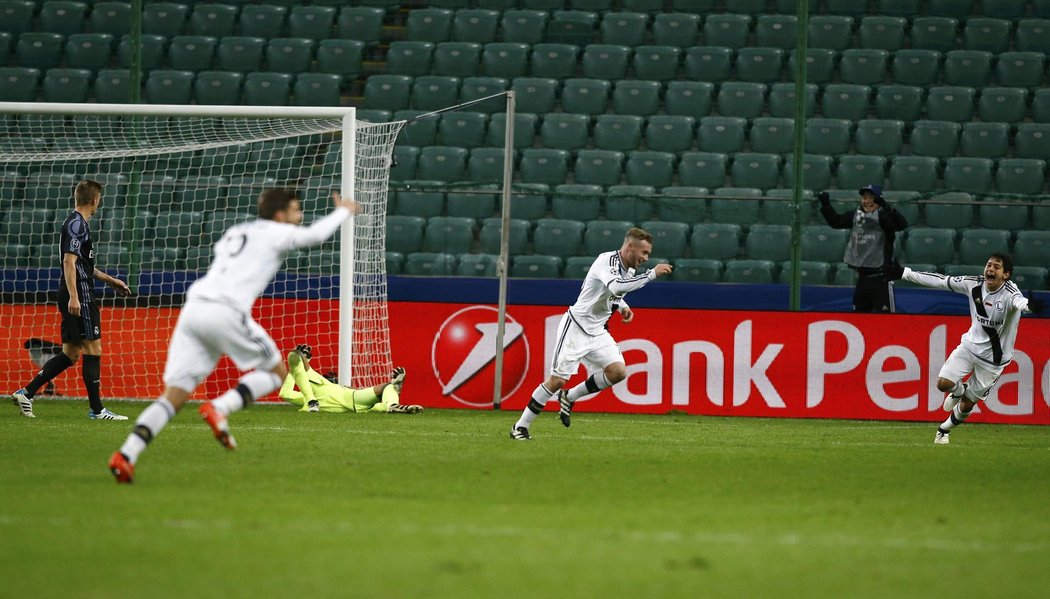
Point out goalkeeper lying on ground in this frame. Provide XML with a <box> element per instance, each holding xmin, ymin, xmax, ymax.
<box><xmin>279</xmin><ymin>344</ymin><xmax>423</xmax><ymax>414</ymax></box>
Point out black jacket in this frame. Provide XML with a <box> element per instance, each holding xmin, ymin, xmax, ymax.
<box><xmin>819</xmin><ymin>203</ymin><xmax>909</xmax><ymax>266</ymax></box>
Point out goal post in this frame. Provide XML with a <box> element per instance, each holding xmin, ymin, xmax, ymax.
<box><xmin>0</xmin><ymin>102</ymin><xmax>403</xmax><ymax>397</ymax></box>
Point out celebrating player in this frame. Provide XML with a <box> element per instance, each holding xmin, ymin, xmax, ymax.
<box><xmin>278</xmin><ymin>344</ymin><xmax>421</xmax><ymax>414</ymax></box>
<box><xmin>882</xmin><ymin>254</ymin><xmax>1046</xmax><ymax>444</ymax></box>
<box><xmin>510</xmin><ymin>227</ymin><xmax>672</xmax><ymax>440</ymax></box>
<box><xmin>11</xmin><ymin>180</ymin><xmax>132</xmax><ymax>420</ymax></box>
<box><xmin>109</xmin><ymin>188</ymin><xmax>357</xmax><ymax>483</ymax></box>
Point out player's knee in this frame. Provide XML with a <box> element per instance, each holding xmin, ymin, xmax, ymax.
<box><xmin>271</xmin><ymin>361</ymin><xmax>288</xmax><ymax>380</ymax></box>
<box><xmin>935</xmin><ymin>378</ymin><xmax>956</xmax><ymax>393</ymax></box>
<box><xmin>604</xmin><ymin>364</ymin><xmax>627</xmax><ymax>384</ymax></box>
<box><xmin>544</xmin><ymin>376</ymin><xmax>567</xmax><ymax>391</ymax></box>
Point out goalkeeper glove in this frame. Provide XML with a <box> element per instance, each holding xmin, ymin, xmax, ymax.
<box><xmin>294</xmin><ymin>343</ymin><xmax>312</xmax><ymax>360</ymax></box>
<box><xmin>881</xmin><ymin>260</ymin><xmax>905</xmax><ymax>281</ymax></box>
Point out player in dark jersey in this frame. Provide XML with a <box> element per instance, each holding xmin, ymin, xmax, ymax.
<box><xmin>11</xmin><ymin>180</ymin><xmax>132</xmax><ymax>419</ymax></box>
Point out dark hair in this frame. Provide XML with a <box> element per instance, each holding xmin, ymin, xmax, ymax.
<box><xmin>625</xmin><ymin>227</ymin><xmax>653</xmax><ymax>244</ymax></box>
<box><xmin>988</xmin><ymin>252</ymin><xmax>1013</xmax><ymax>275</ymax></box>
<box><xmin>257</xmin><ymin>188</ymin><xmax>299</xmax><ymax>219</ymax></box>
<box><xmin>74</xmin><ymin>179</ymin><xmax>102</xmax><ymax>206</ymax></box>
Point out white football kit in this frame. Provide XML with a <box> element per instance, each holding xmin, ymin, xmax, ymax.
<box><xmin>902</xmin><ymin>268</ymin><xmax>1033</xmax><ymax>399</ymax></box>
<box><xmin>163</xmin><ymin>208</ymin><xmax>351</xmax><ymax>391</ymax></box>
<box><xmin>550</xmin><ymin>250</ymin><xmax>658</xmax><ymax>379</ymax></box>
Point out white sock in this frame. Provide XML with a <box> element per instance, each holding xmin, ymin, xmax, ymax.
<box><xmin>948</xmin><ymin>380</ymin><xmax>966</xmax><ymax>398</ymax></box>
<box><xmin>119</xmin><ymin>397</ymin><xmax>176</xmax><ymax>465</ymax></box>
<box><xmin>940</xmin><ymin>404</ymin><xmax>973</xmax><ymax>432</ymax></box>
<box><xmin>212</xmin><ymin>370</ymin><xmax>282</xmax><ymax>416</ymax></box>
<box><xmin>515</xmin><ymin>384</ymin><xmax>554</xmax><ymax>429</ymax></box>
<box><xmin>566</xmin><ymin>372</ymin><xmax>612</xmax><ymax>402</ymax></box>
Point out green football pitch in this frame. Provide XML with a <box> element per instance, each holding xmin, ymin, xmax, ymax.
<box><xmin>2</xmin><ymin>400</ymin><xmax>1048</xmax><ymax>598</ymax></box>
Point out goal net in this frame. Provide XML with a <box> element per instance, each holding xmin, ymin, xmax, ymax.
<box><xmin>0</xmin><ymin>103</ymin><xmax>403</xmax><ymax>400</ymax></box>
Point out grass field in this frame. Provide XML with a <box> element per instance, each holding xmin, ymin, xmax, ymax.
<box><xmin>1</xmin><ymin>399</ymin><xmax>1048</xmax><ymax>598</ymax></box>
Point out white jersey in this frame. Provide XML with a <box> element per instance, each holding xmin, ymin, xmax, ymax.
<box><xmin>568</xmin><ymin>250</ymin><xmax>656</xmax><ymax>336</ymax></box>
<box><xmin>902</xmin><ymin>268</ymin><xmax>1032</xmax><ymax>365</ymax></box>
<box><xmin>187</xmin><ymin>207</ymin><xmax>351</xmax><ymax>313</ymax></box>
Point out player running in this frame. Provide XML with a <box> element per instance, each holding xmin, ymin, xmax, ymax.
<box><xmin>510</xmin><ymin>227</ymin><xmax>672</xmax><ymax>440</ymax></box>
<box><xmin>882</xmin><ymin>254</ymin><xmax>1045</xmax><ymax>444</ymax></box>
<box><xmin>109</xmin><ymin>188</ymin><xmax>357</xmax><ymax>483</ymax></box>
<box><xmin>279</xmin><ymin>343</ymin><xmax>421</xmax><ymax>414</ymax></box>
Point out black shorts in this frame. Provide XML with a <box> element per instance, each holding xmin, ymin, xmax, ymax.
<box><xmin>59</xmin><ymin>301</ymin><xmax>102</xmax><ymax>343</ymax></box>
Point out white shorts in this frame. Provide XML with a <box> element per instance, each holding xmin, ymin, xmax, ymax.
<box><xmin>549</xmin><ymin>313</ymin><xmax>624</xmax><ymax>380</ymax></box>
<box><xmin>163</xmin><ymin>300</ymin><xmax>280</xmax><ymax>393</ymax></box>
<box><xmin>937</xmin><ymin>345</ymin><xmax>1008</xmax><ymax>401</ymax></box>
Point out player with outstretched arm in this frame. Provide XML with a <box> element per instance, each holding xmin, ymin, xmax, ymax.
<box><xmin>109</xmin><ymin>189</ymin><xmax>357</xmax><ymax>483</ymax></box>
<box><xmin>510</xmin><ymin>227</ymin><xmax>672</xmax><ymax>440</ymax></box>
<box><xmin>279</xmin><ymin>343</ymin><xmax>421</xmax><ymax>414</ymax></box>
<box><xmin>882</xmin><ymin>253</ymin><xmax>1045</xmax><ymax>444</ymax></box>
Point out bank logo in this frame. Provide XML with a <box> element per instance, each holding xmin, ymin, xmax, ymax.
<box><xmin>431</xmin><ymin>306</ymin><xmax>529</xmax><ymax>407</ymax></box>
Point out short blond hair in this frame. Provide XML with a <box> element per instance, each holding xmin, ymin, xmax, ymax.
<box><xmin>74</xmin><ymin>179</ymin><xmax>102</xmax><ymax>206</ymax></box>
<box><xmin>624</xmin><ymin>227</ymin><xmax>652</xmax><ymax>244</ymax></box>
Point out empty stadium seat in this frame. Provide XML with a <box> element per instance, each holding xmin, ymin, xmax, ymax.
<box><xmin>730</xmin><ymin>153</ymin><xmax>782</xmax><ymax>191</ymax></box>
<box><xmin>855</xmin><ymin>119</ymin><xmax>905</xmax><ymax>156</ymax></box>
<box><xmin>859</xmin><ymin>16</ymin><xmax>907</xmax><ymax>51</ymax></box>
<box><xmin>632</xmin><ymin>45</ymin><xmax>680</xmax><ymax>81</ymax></box>
<box><xmin>500</xmin><ymin>9</ymin><xmax>548</xmax><ymax>45</ymax></box>
<box><xmin>386</xmin><ymin>215</ymin><xmax>427</xmax><ymax>254</ymax></box>
<box><xmin>698</xmin><ymin>116</ymin><xmax>747</xmax><ymax>154</ymax></box>
<box><xmin>888</xmin><ymin>156</ymin><xmax>941</xmax><ymax>193</ymax></box>
<box><xmin>756</xmin><ymin>14</ymin><xmax>798</xmax><ymax>49</ymax></box>
<box><xmin>482</xmin><ymin>43</ymin><xmax>530</xmax><ymax>79</ymax></box>
<box><xmin>530</xmin><ymin>43</ymin><xmax>579</xmax><ymax>79</ymax></box>
<box><xmin>243</xmin><ymin>72</ymin><xmax>292</xmax><ymax>106</ymax></box>
<box><xmin>488</xmin><ymin>112</ymin><xmax>539</xmax><ymax>149</ymax></box>
<box><xmin>423</xmin><ymin>216</ymin><xmax>475</xmax><ymax>254</ymax></box>
<box><xmin>657</xmin><ymin>186</ymin><xmax>708</xmax><ymax>224</ymax></box>
<box><xmin>960</xmin><ymin>122</ymin><xmax>1010</xmax><ymax>159</ymax></box>
<box><xmin>836</xmin><ymin>155</ymin><xmax>887</xmax><ymax>190</ymax></box>
<box><xmin>240</xmin><ymin>4</ymin><xmax>286</xmax><ymax>39</ymax></box>
<box><xmin>1032</xmin><ymin>89</ymin><xmax>1050</xmax><ymax>122</ymax></box>
<box><xmin>909</xmin><ymin>120</ymin><xmax>961</xmax><ymax>159</ymax></box>
<box><xmin>1</xmin><ymin>0</ymin><xmax>36</xmax><ymax>37</ymax></box>
<box><xmin>723</xmin><ymin>260</ymin><xmax>776</xmax><ymax>284</ymax></box>
<box><xmin>925</xmin><ymin>192</ymin><xmax>976</xmax><ymax>228</ymax></box>
<box><xmin>783</xmin><ymin>155</ymin><xmax>833</xmax><ymax>192</ymax></box>
<box><xmin>959</xmin><ymin>229</ymin><xmax>1011</xmax><ymax>265</ymax></box>
<box><xmin>511</xmin><ymin>255</ymin><xmax>562</xmax><ymax>279</ymax></box>
<box><xmin>996</xmin><ymin>52</ymin><xmax>1046</xmax><ymax>88</ymax></box>
<box><xmin>64</xmin><ymin>33</ymin><xmax>113</xmax><ymax>72</ymax></box>
<box><xmin>672</xmin><ymin>258</ymin><xmax>722</xmax><ymax>283</ymax></box>
<box><xmin>145</xmin><ymin>70</ymin><xmax>195</xmax><ymax>104</ymax></box>
<box><xmin>779</xmin><ymin>261</ymin><xmax>832</xmax><ymax>285</ymax></box>
<box><xmin>294</xmin><ymin>73</ymin><xmax>341</xmax><ymax>106</ymax></box>
<box><xmin>684</xmin><ymin>46</ymin><xmax>733</xmax><ymax>83</ymax></box>
<box><xmin>963</xmin><ymin>18</ymin><xmax>1011</xmax><ymax>54</ymax></box>
<box><xmin>691</xmin><ymin>223</ymin><xmax>741</xmax><ymax>260</ymax></box>
<box><xmin>42</xmin><ymin>68</ymin><xmax>92</xmax><ymax>103</ymax></box>
<box><xmin>736</xmin><ymin>47</ymin><xmax>785</xmax><ymax>84</ymax></box>
<box><xmin>288</xmin><ymin>5</ymin><xmax>336</xmax><ymax>40</ymax></box>
<box><xmin>454</xmin><ymin>9</ymin><xmax>500</xmax><ymax>44</ymax></box>
<box><xmin>552</xmin><ymin>184</ymin><xmax>602</xmax><ymax>221</ymax></box>
<box><xmin>188</xmin><ymin>4</ymin><xmax>237</xmax><ymax>38</ymax></box>
<box><xmin>746</xmin><ymin>224</ymin><xmax>792</xmax><ymax>262</ymax></box>
<box><xmin>143</xmin><ymin>2</ymin><xmax>189</xmax><ymax>37</ymax></box>
<box><xmin>541</xmin><ymin>113</ymin><xmax>590</xmax><ymax>151</ymax></box>
<box><xmin>1016</xmin><ymin>18</ymin><xmax>1050</xmax><ymax>54</ymax></box>
<box><xmin>611</xmin><ymin>80</ymin><xmax>661</xmax><ymax>116</ymax></box>
<box><xmin>583</xmin><ymin>220</ymin><xmax>634</xmax><ymax>256</ymax></box>
<box><xmin>808</xmin><ymin>15</ymin><xmax>854</xmax><ymax>51</ymax></box>
<box><xmin>839</xmin><ymin>49</ymin><xmax>889</xmax><ymax>86</ymax></box>
<box><xmin>904</xmin><ymin>228</ymin><xmax>956</xmax><ymax>265</ymax></box>
<box><xmin>168</xmin><ymin>35</ymin><xmax>218</xmax><ymax>72</ymax></box>
<box><xmin>573</xmin><ymin>149</ymin><xmax>624</xmax><ymax>187</ymax></box>
<box><xmin>645</xmin><ymin>115</ymin><xmax>695</xmax><ymax>153</ymax></box>
<box><xmin>678</xmin><ymin>151</ymin><xmax>728</xmax><ymax>189</ymax></box>
<box><xmin>457</xmin><ymin>253</ymin><xmax>498</xmax><ymax>277</ymax></box>
<box><xmin>560</xmin><ymin>77</ymin><xmax>611</xmax><ymax>115</ymax></box>
<box><xmin>16</xmin><ymin>33</ymin><xmax>64</xmax><ymax>71</ymax></box>
<box><xmin>710</xmin><ymin>187</ymin><xmax>762</xmax><ymax>225</ymax></box>
<box><xmin>1015</xmin><ymin>124</ymin><xmax>1050</xmax><ymax>160</ymax></box>
<box><xmin>716</xmin><ymin>82</ymin><xmax>767</xmax><ymax>119</ymax></box>
<box><xmin>788</xmin><ymin>48</ymin><xmax>836</xmax><ymax>85</ymax></box>
<box><xmin>890</xmin><ymin>49</ymin><xmax>943</xmax><ymax>87</ymax></box>
<box><xmin>805</xmin><ymin>119</ymin><xmax>853</xmax><ymax>156</ymax></box>
<box><xmin>652</xmin><ymin>12</ymin><xmax>699</xmax><ymax>47</ymax></box>
<box><xmin>593</xmin><ymin>114</ymin><xmax>644</xmax><ymax>152</ymax></box>
<box><xmin>434</xmin><ymin>41</ymin><xmax>483</xmax><ymax>78</ymax></box>
<box><xmin>478</xmin><ymin>217</ymin><xmax>529</xmax><ymax>255</ymax></box>
<box><xmin>510</xmin><ymin>77</ymin><xmax>558</xmax><ymax>113</ymax></box>
<box><xmin>979</xmin><ymin>198</ymin><xmax>1029</xmax><ymax>231</ymax></box>
<box><xmin>875</xmin><ymin>85</ymin><xmax>924</xmax><ymax>122</ymax></box>
<box><xmin>801</xmin><ymin>225</ymin><xmax>849</xmax><ymax>262</ymax></box>
<box><xmin>995</xmin><ymin>158</ymin><xmax>1047</xmax><ymax>195</ymax></box>
<box><xmin>704</xmin><ymin>13</ymin><xmax>751</xmax><ymax>49</ymax></box>
<box><xmin>601</xmin><ymin>12</ymin><xmax>647</xmax><ymax>46</ymax></box>
<box><xmin>821</xmin><ymin>84</ymin><xmax>872</xmax><ymax>121</ymax></box>
<box><xmin>910</xmin><ymin>17</ymin><xmax>959</xmax><ymax>53</ymax></box>
<box><xmin>404</xmin><ymin>253</ymin><xmax>457</xmax><ymax>276</ymax></box>
<box><xmin>520</xmin><ymin>148</ymin><xmax>570</xmax><ymax>185</ymax></box>
<box><xmin>625</xmin><ymin>152</ymin><xmax>675</xmax><ymax>188</ymax></box>
<box><xmin>944</xmin><ymin>50</ymin><xmax>993</xmax><ymax>87</ymax></box>
<box><xmin>439</xmin><ymin>112</ymin><xmax>488</xmax><ymax>148</ymax></box>
<box><xmin>417</xmin><ymin>146</ymin><xmax>469</xmax><ymax>183</ymax></box>
<box><xmin>925</xmin><ymin>86</ymin><xmax>976</xmax><ymax>122</ymax></box>
<box><xmin>665</xmin><ymin>81</ymin><xmax>713</xmax><ymax>120</ymax></box>
<box><xmin>978</xmin><ymin>87</ymin><xmax>1028</xmax><ymax>124</ymax></box>
<box><xmin>1013</xmin><ymin>231</ymin><xmax>1050</xmax><ymax>266</ymax></box>
<box><xmin>532</xmin><ymin>218</ymin><xmax>585</xmax><ymax>258</ymax></box>
<box><xmin>411</xmin><ymin>75</ymin><xmax>461</xmax><ymax>111</ymax></box>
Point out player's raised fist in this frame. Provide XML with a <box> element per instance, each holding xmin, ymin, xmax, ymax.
<box><xmin>332</xmin><ymin>191</ymin><xmax>360</xmax><ymax>214</ymax></box>
<box><xmin>652</xmin><ymin>263</ymin><xmax>673</xmax><ymax>277</ymax></box>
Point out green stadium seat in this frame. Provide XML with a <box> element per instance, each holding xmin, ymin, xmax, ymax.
<box><xmin>480</xmin><ymin>217</ymin><xmax>529</xmax><ymax>254</ymax></box>
<box><xmin>746</xmin><ymin>224</ymin><xmax>792</xmax><ymax>262</ymax></box>
<box><xmin>468</xmin><ymin>147</ymin><xmax>514</xmax><ymax>184</ymax></box>
<box><xmin>446</xmin><ymin>187</ymin><xmax>498</xmax><ymax>221</ymax></box>
<box><xmin>294</xmin><ymin>73</ymin><xmax>341</xmax><ymax>106</ymax></box>
<box><xmin>808</xmin><ymin>15</ymin><xmax>854</xmax><ymax>51</ymax></box>
<box><xmin>672</xmin><ymin>258</ymin><xmax>722</xmax><ymax>282</ymax></box>
<box><xmin>859</xmin><ymin>16</ymin><xmax>907</xmax><ymax>51</ymax></box>
<box><xmin>583</xmin><ymin>220</ymin><xmax>634</xmax><ymax>256</ymax></box>
<box><xmin>759</xmin><ymin>189</ymin><xmax>811</xmax><ymax>225</ymax></box>
<box><xmin>510</xmin><ymin>77</ymin><xmax>558</xmax><ymax>114</ymax></box>
<box><xmin>22</xmin><ymin>173</ymin><xmax>76</xmax><ymax>211</ymax></box>
<box><xmin>944</xmin><ymin>51</ymin><xmax>993</xmax><ymax>87</ymax></box>
<box><xmin>960</xmin><ymin>123</ymin><xmax>1009</xmax><ymax>159</ymax></box>
<box><xmin>266</xmin><ymin>37</ymin><xmax>315</xmax><ymax>73</ymax></box>
<box><xmin>778</xmin><ymin>260</ymin><xmax>832</xmax><ymax>285</ymax></box>
<box><xmin>930</xmin><ymin>1</ymin><xmax>975</xmax><ymax>21</ymax></box>
<box><xmin>315</xmin><ymin>39</ymin><xmax>364</xmax><ymax>81</ymax></box>
<box><xmin>625</xmin><ymin>152</ymin><xmax>674</xmax><ymax>187</ymax></box>
<box><xmin>383</xmin><ymin>251</ymin><xmax>403</xmax><ymax>275</ymax></box>
<box><xmin>735</xmin><ymin>47</ymin><xmax>784</xmax><ymax>84</ymax></box>
<box><xmin>704</xmin><ymin>13</ymin><xmax>751</xmax><ymax>49</ymax></box>
<box><xmin>41</xmin><ymin>68</ymin><xmax>91</xmax><ymax>103</ymax></box>
<box><xmin>801</xmin><ymin>225</ymin><xmax>848</xmax><ymax>262</ymax></box>
<box><xmin>64</xmin><ymin>33</ymin><xmax>113</xmax><ymax>72</ymax></box>
<box><xmin>215</xmin><ymin>37</ymin><xmax>264</xmax><ymax>73</ymax></box>
<box><xmin>1</xmin><ymin>1</ymin><xmax>36</xmax><ymax>37</ymax></box>
<box><xmin>386</xmin><ymin>215</ymin><xmax>426</xmax><ymax>254</ymax></box>
<box><xmin>487</xmin><ymin>112</ymin><xmax>539</xmax><ymax>149</ymax></box>
<box><xmin>2</xmin><ymin>208</ymin><xmax>53</xmax><ymax>246</ymax></box>
<box><xmin>139</xmin><ymin>246</ymin><xmax>185</xmax><ymax>271</ymax></box>
<box><xmin>881</xmin><ymin>190</ymin><xmax>920</xmax><ymax>225</ymax></box>
<box><xmin>364</xmin><ymin>75</ymin><xmax>412</xmax><ymax>111</ymax></box>
<box><xmin>652</xmin><ymin>12</ymin><xmax>699</xmax><ymax>48</ymax></box>
<box><xmin>560</xmin><ymin>77</ymin><xmax>610</xmax><ymax>116</ymax></box>
<box><xmin>855</xmin><ymin>119</ymin><xmax>904</xmax><ymax>156</ymax></box>
<box><xmin>411</xmin><ymin>75</ymin><xmax>461</xmax><ymax>111</ymax></box>
<box><xmin>904</xmin><ymin>228</ymin><xmax>956</xmax><ymax>265</ymax></box>
<box><xmin>434</xmin><ymin>41</ymin><xmax>482</xmax><ymax>77</ymax></box>
<box><xmin>821</xmin><ymin>84</ymin><xmax>872</xmax><ymax>121</ymax></box>
<box><xmin>453</xmin><ymin>9</ymin><xmax>500</xmax><ymax>44</ymax></box>
<box><xmin>336</xmin><ymin>6</ymin><xmax>383</xmax><ymax>45</ymax></box>
<box><xmin>1009</xmin><ymin>266</ymin><xmax>1048</xmax><ymax>291</ymax></box>
<box><xmin>631</xmin><ymin>45</ymin><xmax>680</xmax><ymax>81</ymax></box>
<box><xmin>836</xmin><ymin>155</ymin><xmax>887</xmax><ymax>190</ymax></box>
<box><xmin>512</xmin><ymin>255</ymin><xmax>562</xmax><ymax>278</ymax></box>
<box><xmin>639</xmin><ymin>221</ymin><xmax>689</xmax><ymax>259</ymax></box>
<box><xmin>645</xmin><ymin>115</ymin><xmax>695</xmax><ymax>153</ymax></box>
<box><xmin>788</xmin><ymin>48</ymin><xmax>837</xmax><ymax>85</ymax></box>
<box><xmin>417</xmin><ymin>146</ymin><xmax>469</xmax><ymax>183</ymax></box>
<box><xmin>141</xmin><ymin>2</ymin><xmax>189</xmax><ymax>37</ymax></box>
<box><xmin>456</xmin><ymin>253</ymin><xmax>498</xmax><ymax>277</ymax></box>
<box><xmin>678</xmin><ymin>151</ymin><xmax>728</xmax><ymax>188</ymax></box>
<box><xmin>541</xmin><ymin>113</ymin><xmax>590</xmax><ymax>151</ymax></box>
<box><xmin>243</xmin><ymin>72</ymin><xmax>292</xmax><ymax>106</ymax></box>
<box><xmin>423</xmin><ymin>216</ymin><xmax>475</xmax><ymax>254</ymax></box>
<box><xmin>386</xmin><ymin>41</ymin><xmax>434</xmax><ymax>76</ymax></box>
<box><xmin>187</xmin><ymin>4</ymin><xmax>237</xmax><ymax>38</ymax></box>
<box><xmin>963</xmin><ymin>18</ymin><xmax>1011</xmax><ymax>54</ymax></box>
<box><xmin>783</xmin><ymin>155</ymin><xmax>834</xmax><ymax>192</ymax></box>
<box><xmin>710</xmin><ymin>187</ymin><xmax>762</xmax><ymax>225</ymax></box>
<box><xmin>288</xmin><ymin>6</ymin><xmax>335</xmax><ymax>40</ymax></box>
<box><xmin>482</xmin><ymin>43</ymin><xmax>529</xmax><ymax>79</ymax></box>
<box><xmin>978</xmin><ymin>87</ymin><xmax>1028</xmax><ymax>124</ymax></box>
<box><xmin>153</xmin><ymin>211</ymin><xmax>204</xmax><ymax>249</ymax></box>
<box><xmin>0</xmin><ymin>32</ymin><xmax>12</xmax><ymax>65</ymax></box>
<box><xmin>995</xmin><ymin>52</ymin><xmax>1045</xmax><ymax>88</ymax></box>
<box><xmin>239</xmin><ymin>5</ymin><xmax>286</xmax><ymax>40</ymax></box>
<box><xmin>1013</xmin><ymin>231</ymin><xmax>1050</xmax><ymax>266</ymax></box>
<box><xmin>600</xmin><ymin>12</ymin><xmax>647</xmax><ymax>46</ymax></box>
<box><xmin>168</xmin><ymin>36</ymin><xmax>217</xmax><ymax>72</ymax></box>
<box><xmin>520</xmin><ymin>148</ymin><xmax>570</xmax><ymax>185</ymax></box>
<box><xmin>684</xmin><ymin>46</ymin><xmax>733</xmax><ymax>83</ymax></box>
<box><xmin>593</xmin><ymin>114</ymin><xmax>644</xmax><ymax>152</ymax></box>
<box><xmin>978</xmin><ymin>198</ymin><xmax>1029</xmax><ymax>231</ymax></box>
<box><xmin>117</xmin><ymin>33</ymin><xmax>166</xmax><ymax>71</ymax></box>
<box><xmin>888</xmin><ymin>156</ymin><xmax>940</xmax><ymax>193</ymax></box>
<box><xmin>459</xmin><ymin>76</ymin><xmax>509</xmax><ymax>112</ymax></box>
<box><xmin>395</xmin><ymin>111</ymin><xmax>438</xmax><ymax>147</ymax></box>
<box><xmin>581</xmin><ymin>44</ymin><xmax>630</xmax><ymax>80</ymax></box>
<box><xmin>532</xmin><ymin>218</ymin><xmax>585</xmax><ymax>258</ymax></box>
<box><xmin>402</xmin><ymin>252</ymin><xmax>456</xmax><ymax>276</ymax></box>
<box><xmin>16</xmin><ymin>33</ymin><xmax>64</xmax><ymax>71</ymax></box>
<box><xmin>749</xmin><ymin>117</ymin><xmax>795</xmax><ymax>155</ymax></box>
<box><xmin>730</xmin><ymin>153</ymin><xmax>782</xmax><ymax>191</ymax></box>
<box><xmin>840</xmin><ymin>49</ymin><xmax>889</xmax><ymax>86</ymax></box>
<box><xmin>805</xmin><ymin>118</ymin><xmax>853</xmax><ymax>156</ymax></box>
<box><xmin>552</xmin><ymin>184</ymin><xmax>602</xmax><ymax>221</ymax></box>
<box><xmin>545</xmin><ymin>11</ymin><xmax>596</xmax><ymax>46</ymax></box>
<box><xmin>925</xmin><ymin>192</ymin><xmax>976</xmax><ymax>228</ymax></box>
<box><xmin>983</xmin><ymin>0</ymin><xmax>1030</xmax><ymax>19</ymax></box>
<box><xmin>1016</xmin><ymin>19</ymin><xmax>1050</xmax><ymax>54</ymax></box>
<box><xmin>996</xmin><ymin>158</ymin><xmax>1046</xmax><ymax>195</ymax></box>
<box><xmin>1015</xmin><ymin>124</ymin><xmax>1050</xmax><ymax>160</ymax></box>
<box><xmin>910</xmin><ymin>17</ymin><xmax>959</xmax><ymax>53</ymax></box>
<box><xmin>611</xmin><ymin>80</ymin><xmax>660</xmax><ymax>117</ymax></box>
<box><xmin>500</xmin><ymin>9</ymin><xmax>548</xmax><ymax>45</ymax></box>
<box><xmin>874</xmin><ymin>85</ymin><xmax>924</xmax><ymax>121</ymax></box>
<box><xmin>698</xmin><ymin>116</ymin><xmax>747</xmax><ymax>154</ymax></box>
<box><xmin>1033</xmin><ymin>89</ymin><xmax>1050</xmax><ymax>122</ymax></box>
<box><xmin>925</xmin><ymin>86</ymin><xmax>976</xmax><ymax>123</ymax></box>
<box><xmin>909</xmin><ymin>120</ymin><xmax>960</xmax><ymax>159</ymax></box>
<box><xmin>769</xmin><ymin>82</ymin><xmax>817</xmax><ymax>119</ymax></box>
<box><xmin>655</xmin><ymin>187</ymin><xmax>707</xmax><ymax>224</ymax></box>
<box><xmin>530</xmin><ymin>43</ymin><xmax>579</xmax><ymax>79</ymax></box>
<box><xmin>689</xmin><ymin>223</ymin><xmax>741</xmax><ymax>261</ymax></box>
<box><xmin>438</xmin><ymin>111</ymin><xmax>488</xmax><ymax>148</ymax></box>
<box><xmin>665</xmin><ymin>81</ymin><xmax>713</xmax><ymax>120</ymax></box>
<box><xmin>876</xmin><ymin>0</ymin><xmax>923</xmax><ymax>17</ymax></box>
<box><xmin>723</xmin><ymin>259</ymin><xmax>776</xmax><ymax>284</ymax></box>
<box><xmin>145</xmin><ymin>70</ymin><xmax>194</xmax><ymax>104</ymax></box>
<box><xmin>179</xmin><ymin>178</ymin><xmax>229</xmax><ymax>216</ymax></box>
<box><xmin>573</xmin><ymin>149</ymin><xmax>624</xmax><ymax>186</ymax></box>
<box><xmin>405</xmin><ymin>8</ymin><xmax>452</xmax><ymax>43</ymax></box>
<box><xmin>756</xmin><ymin>15</ymin><xmax>798</xmax><ymax>49</ymax></box>
<box><xmin>562</xmin><ymin>255</ymin><xmax>595</xmax><ymax>279</ymax></box>
<box><xmin>957</xmin><ymin>230</ymin><xmax>1010</xmax><ymax>265</ymax></box>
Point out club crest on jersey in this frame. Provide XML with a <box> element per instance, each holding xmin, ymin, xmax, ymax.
<box><xmin>995</xmin><ymin>301</ymin><xmax>1004</xmax><ymax>311</ymax></box>
<box><xmin>69</xmin><ymin>238</ymin><xmax>81</xmax><ymax>251</ymax></box>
